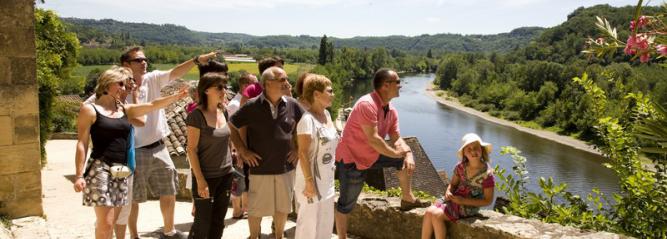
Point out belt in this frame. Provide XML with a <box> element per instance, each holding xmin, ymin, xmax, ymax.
<box><xmin>139</xmin><ymin>140</ymin><xmax>163</xmax><ymax>149</ymax></box>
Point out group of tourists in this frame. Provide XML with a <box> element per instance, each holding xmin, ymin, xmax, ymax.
<box><xmin>73</xmin><ymin>47</ymin><xmax>495</xmax><ymax>239</ymax></box>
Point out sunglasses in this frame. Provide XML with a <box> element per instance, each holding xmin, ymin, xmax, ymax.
<box><xmin>128</xmin><ymin>58</ymin><xmax>149</xmax><ymax>64</ymax></box>
<box><xmin>386</xmin><ymin>80</ymin><xmax>401</xmax><ymax>84</ymax></box>
<box><xmin>215</xmin><ymin>84</ymin><xmax>227</xmax><ymax>91</ymax></box>
<box><xmin>116</xmin><ymin>81</ymin><xmax>125</xmax><ymax>87</ymax></box>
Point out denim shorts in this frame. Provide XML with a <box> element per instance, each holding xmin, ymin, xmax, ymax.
<box><xmin>335</xmin><ymin>155</ymin><xmax>403</xmax><ymax>214</ymax></box>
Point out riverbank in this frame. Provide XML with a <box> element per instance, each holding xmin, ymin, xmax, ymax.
<box><xmin>425</xmin><ymin>83</ymin><xmax>602</xmax><ymax>157</ymax></box>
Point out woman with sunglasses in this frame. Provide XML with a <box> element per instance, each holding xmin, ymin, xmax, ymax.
<box><xmin>185</xmin><ymin>72</ymin><xmax>234</xmax><ymax>238</ymax></box>
<box><xmin>73</xmin><ymin>66</ymin><xmax>188</xmax><ymax>239</ymax></box>
<box><xmin>294</xmin><ymin>74</ymin><xmax>339</xmax><ymax>239</ymax></box>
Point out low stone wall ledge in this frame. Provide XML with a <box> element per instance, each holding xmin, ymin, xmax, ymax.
<box><xmin>347</xmin><ymin>193</ymin><xmax>632</xmax><ymax>239</ymax></box>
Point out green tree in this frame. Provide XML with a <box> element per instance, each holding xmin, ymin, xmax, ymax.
<box><xmin>318</xmin><ymin>35</ymin><xmax>329</xmax><ymax>65</ymax></box>
<box><xmin>436</xmin><ymin>60</ymin><xmax>458</xmax><ymax>89</ymax></box>
<box><xmin>35</xmin><ymin>9</ymin><xmax>80</xmax><ymax>162</ymax></box>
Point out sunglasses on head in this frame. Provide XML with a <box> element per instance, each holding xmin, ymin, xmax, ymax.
<box><xmin>128</xmin><ymin>58</ymin><xmax>149</xmax><ymax>63</ymax></box>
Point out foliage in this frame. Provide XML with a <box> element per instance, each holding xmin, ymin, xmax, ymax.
<box><xmin>36</xmin><ymin>9</ymin><xmax>80</xmax><ymax>163</ymax></box>
<box><xmin>494</xmin><ymin>146</ymin><xmax>614</xmax><ymax>232</ymax></box>
<box><xmin>318</xmin><ymin>35</ymin><xmax>334</xmax><ymax>65</ymax></box>
<box><xmin>361</xmin><ymin>184</ymin><xmax>436</xmax><ymax>202</ymax></box>
<box><xmin>433</xmin><ymin>4</ymin><xmax>667</xmax><ymax>145</ymax></box>
<box><xmin>0</xmin><ymin>215</ymin><xmax>11</xmax><ymax>229</ymax></box>
<box><xmin>51</xmin><ymin>98</ymin><xmax>79</xmax><ymax>133</ymax></box>
<box><xmin>574</xmin><ymin>73</ymin><xmax>666</xmax><ymax>238</ymax></box>
<box><xmin>62</xmin><ymin>17</ymin><xmax>543</xmax><ymax>54</ymax></box>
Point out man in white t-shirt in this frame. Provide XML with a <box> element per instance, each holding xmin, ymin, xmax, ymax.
<box><xmin>120</xmin><ymin>46</ymin><xmax>218</xmax><ymax>239</ymax></box>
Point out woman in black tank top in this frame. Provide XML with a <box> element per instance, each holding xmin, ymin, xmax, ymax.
<box><xmin>73</xmin><ymin>66</ymin><xmax>188</xmax><ymax>239</ymax></box>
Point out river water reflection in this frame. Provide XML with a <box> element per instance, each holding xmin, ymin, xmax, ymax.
<box><xmin>342</xmin><ymin>73</ymin><xmax>620</xmax><ymax>197</ymax></box>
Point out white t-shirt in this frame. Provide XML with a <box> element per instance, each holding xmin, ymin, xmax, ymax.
<box><xmin>226</xmin><ymin>93</ymin><xmax>242</xmax><ymax>116</ymax></box>
<box><xmin>294</xmin><ymin>110</ymin><xmax>338</xmax><ymax>203</ymax></box>
<box><xmin>129</xmin><ymin>70</ymin><xmax>172</xmax><ymax>147</ymax></box>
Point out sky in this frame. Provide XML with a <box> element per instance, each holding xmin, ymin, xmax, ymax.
<box><xmin>38</xmin><ymin>0</ymin><xmax>658</xmax><ymax>38</ymax></box>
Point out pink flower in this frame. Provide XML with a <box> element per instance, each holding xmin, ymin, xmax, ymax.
<box><xmin>630</xmin><ymin>16</ymin><xmax>649</xmax><ymax>31</ymax></box>
<box><xmin>624</xmin><ymin>34</ymin><xmax>650</xmax><ymax>56</ymax></box>
<box><xmin>657</xmin><ymin>44</ymin><xmax>667</xmax><ymax>56</ymax></box>
<box><xmin>625</xmin><ymin>35</ymin><xmax>638</xmax><ymax>55</ymax></box>
<box><xmin>640</xmin><ymin>53</ymin><xmax>650</xmax><ymax>63</ymax></box>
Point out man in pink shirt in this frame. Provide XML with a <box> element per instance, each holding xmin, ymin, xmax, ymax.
<box><xmin>334</xmin><ymin>68</ymin><xmax>429</xmax><ymax>239</ymax></box>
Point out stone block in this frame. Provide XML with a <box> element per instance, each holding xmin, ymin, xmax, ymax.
<box><xmin>11</xmin><ymin>57</ymin><xmax>36</xmax><ymax>85</ymax></box>
<box><xmin>0</xmin><ymin>175</ymin><xmax>15</xmax><ymax>200</ymax></box>
<box><xmin>0</xmin><ymin>27</ymin><xmax>35</xmax><ymax>58</ymax></box>
<box><xmin>0</xmin><ymin>57</ymin><xmax>10</xmax><ymax>85</ymax></box>
<box><xmin>14</xmin><ymin>113</ymin><xmax>39</xmax><ymax>144</ymax></box>
<box><xmin>0</xmin><ymin>143</ymin><xmax>41</xmax><ymax>176</ymax></box>
<box><xmin>0</xmin><ymin>189</ymin><xmax>43</xmax><ymax>218</ymax></box>
<box><xmin>0</xmin><ymin>116</ymin><xmax>11</xmax><ymax>146</ymax></box>
<box><xmin>14</xmin><ymin>171</ymin><xmax>42</xmax><ymax>192</ymax></box>
<box><xmin>0</xmin><ymin>1</ymin><xmax>34</xmax><ymax>29</ymax></box>
<box><xmin>0</xmin><ymin>85</ymin><xmax>39</xmax><ymax>115</ymax></box>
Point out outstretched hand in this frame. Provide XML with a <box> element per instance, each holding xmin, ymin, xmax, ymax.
<box><xmin>198</xmin><ymin>51</ymin><xmax>219</xmax><ymax>64</ymax></box>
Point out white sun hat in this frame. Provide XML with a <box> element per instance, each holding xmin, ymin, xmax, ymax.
<box><xmin>457</xmin><ymin>133</ymin><xmax>493</xmax><ymax>159</ymax></box>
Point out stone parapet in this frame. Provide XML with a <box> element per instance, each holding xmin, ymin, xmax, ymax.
<box><xmin>347</xmin><ymin>193</ymin><xmax>632</xmax><ymax>239</ymax></box>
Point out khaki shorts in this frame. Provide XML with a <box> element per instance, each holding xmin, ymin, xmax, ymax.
<box><xmin>248</xmin><ymin>171</ymin><xmax>295</xmax><ymax>217</ymax></box>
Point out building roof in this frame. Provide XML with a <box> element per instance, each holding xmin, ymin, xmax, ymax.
<box><xmin>365</xmin><ymin>137</ymin><xmax>448</xmax><ymax>197</ymax></box>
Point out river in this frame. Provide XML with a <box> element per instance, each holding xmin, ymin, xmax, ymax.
<box><xmin>342</xmin><ymin>73</ymin><xmax>620</xmax><ymax>197</ymax></box>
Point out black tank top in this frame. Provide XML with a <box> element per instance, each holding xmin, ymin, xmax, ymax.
<box><xmin>89</xmin><ymin>104</ymin><xmax>132</xmax><ymax>165</ymax></box>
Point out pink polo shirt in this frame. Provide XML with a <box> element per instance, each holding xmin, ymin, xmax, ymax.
<box><xmin>335</xmin><ymin>91</ymin><xmax>400</xmax><ymax>170</ymax></box>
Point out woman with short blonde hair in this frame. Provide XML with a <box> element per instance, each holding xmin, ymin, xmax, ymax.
<box><xmin>294</xmin><ymin>74</ymin><xmax>338</xmax><ymax>239</ymax></box>
<box><xmin>73</xmin><ymin>66</ymin><xmax>187</xmax><ymax>239</ymax></box>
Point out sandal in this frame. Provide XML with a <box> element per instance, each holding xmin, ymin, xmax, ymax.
<box><xmin>400</xmin><ymin>198</ymin><xmax>430</xmax><ymax>211</ymax></box>
<box><xmin>232</xmin><ymin>212</ymin><xmax>247</xmax><ymax>219</ymax></box>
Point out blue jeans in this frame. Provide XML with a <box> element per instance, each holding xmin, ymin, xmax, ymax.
<box><xmin>335</xmin><ymin>155</ymin><xmax>403</xmax><ymax>214</ymax></box>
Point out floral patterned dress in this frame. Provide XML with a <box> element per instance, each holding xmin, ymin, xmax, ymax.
<box><xmin>436</xmin><ymin>162</ymin><xmax>494</xmax><ymax>221</ymax></box>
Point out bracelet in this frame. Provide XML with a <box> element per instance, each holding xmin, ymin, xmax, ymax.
<box><xmin>76</xmin><ymin>175</ymin><xmax>84</xmax><ymax>179</ymax></box>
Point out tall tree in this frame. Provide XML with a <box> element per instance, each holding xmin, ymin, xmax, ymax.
<box><xmin>318</xmin><ymin>34</ymin><xmax>329</xmax><ymax>65</ymax></box>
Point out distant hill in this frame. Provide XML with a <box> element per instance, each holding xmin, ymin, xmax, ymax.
<box><xmin>62</xmin><ymin>17</ymin><xmax>544</xmax><ymax>53</ymax></box>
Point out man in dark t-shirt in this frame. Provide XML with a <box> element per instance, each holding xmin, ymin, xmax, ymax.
<box><xmin>229</xmin><ymin>66</ymin><xmax>303</xmax><ymax>239</ymax></box>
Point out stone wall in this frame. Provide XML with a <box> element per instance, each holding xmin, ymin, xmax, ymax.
<box><xmin>0</xmin><ymin>1</ymin><xmax>43</xmax><ymax>218</ymax></box>
<box><xmin>347</xmin><ymin>193</ymin><xmax>631</xmax><ymax>239</ymax></box>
